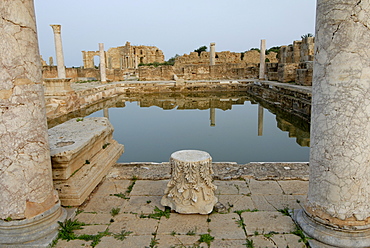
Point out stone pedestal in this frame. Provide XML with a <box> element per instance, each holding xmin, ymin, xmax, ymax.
<box><xmin>0</xmin><ymin>1</ymin><xmax>66</xmax><ymax>246</ymax></box>
<box><xmin>50</xmin><ymin>24</ymin><xmax>66</xmax><ymax>79</ymax></box>
<box><xmin>161</xmin><ymin>150</ymin><xmax>218</xmax><ymax>214</ymax></box>
<box><xmin>49</xmin><ymin>117</ymin><xmax>124</xmax><ymax>206</ymax></box>
<box><xmin>295</xmin><ymin>0</ymin><xmax>370</xmax><ymax>247</ymax></box>
<box><xmin>43</xmin><ymin>78</ymin><xmax>73</xmax><ymax>96</ymax></box>
<box><xmin>259</xmin><ymin>39</ymin><xmax>266</xmax><ymax>80</ymax></box>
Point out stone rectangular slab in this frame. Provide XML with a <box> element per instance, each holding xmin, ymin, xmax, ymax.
<box><xmin>49</xmin><ymin>117</ymin><xmax>115</xmax><ymax>180</ymax></box>
<box><xmin>53</xmin><ymin>139</ymin><xmax>124</xmax><ymax>206</ymax></box>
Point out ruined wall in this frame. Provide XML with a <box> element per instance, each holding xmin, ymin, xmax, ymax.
<box><xmin>83</xmin><ymin>42</ymin><xmax>165</xmax><ymax>69</ymax></box>
<box><xmin>42</xmin><ymin>66</ymin><xmax>127</xmax><ymax>82</ymax></box>
<box><xmin>267</xmin><ymin>37</ymin><xmax>315</xmax><ymax>85</ymax></box>
<box><xmin>138</xmin><ymin>63</ymin><xmax>259</xmax><ymax>81</ymax></box>
<box><xmin>175</xmin><ymin>50</ymin><xmax>277</xmax><ymax>67</ymax></box>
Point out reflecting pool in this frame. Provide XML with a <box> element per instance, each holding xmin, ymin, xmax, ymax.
<box><xmin>86</xmin><ymin>92</ymin><xmax>310</xmax><ymax>163</ymax></box>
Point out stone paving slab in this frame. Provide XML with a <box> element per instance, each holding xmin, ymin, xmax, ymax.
<box><xmin>208</xmin><ymin>213</ymin><xmax>246</xmax><ymax>240</ymax></box>
<box><xmin>241</xmin><ymin>211</ymin><xmax>296</xmax><ymax>234</ymax></box>
<box><xmin>214</xmin><ymin>180</ymin><xmax>251</xmax><ymax>195</ymax></box>
<box><xmin>54</xmin><ymin>163</ymin><xmax>311</xmax><ymax>248</ymax></box>
<box><xmin>157</xmin><ymin>213</ymin><xmax>209</xmax><ymax>235</ymax></box>
<box><xmin>122</xmin><ymin>195</ymin><xmax>165</xmax><ymax>214</ymax></box>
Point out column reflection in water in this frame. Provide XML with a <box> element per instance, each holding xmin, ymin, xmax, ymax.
<box><xmin>210</xmin><ymin>108</ymin><xmax>216</xmax><ymax>127</ymax></box>
<box><xmin>258</xmin><ymin>104</ymin><xmax>264</xmax><ymax>136</ymax></box>
<box><xmin>103</xmin><ymin>108</ymin><xmax>109</xmax><ymax>119</ymax></box>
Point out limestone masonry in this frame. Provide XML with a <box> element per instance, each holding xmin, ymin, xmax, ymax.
<box><xmin>41</xmin><ymin>35</ymin><xmax>314</xmax><ymax>86</ymax></box>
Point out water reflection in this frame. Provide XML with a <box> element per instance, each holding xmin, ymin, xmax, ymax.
<box><xmin>49</xmin><ymin>92</ymin><xmax>310</xmax><ymax>163</ymax></box>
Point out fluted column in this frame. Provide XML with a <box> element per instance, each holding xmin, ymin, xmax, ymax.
<box><xmin>295</xmin><ymin>1</ymin><xmax>370</xmax><ymax>247</ymax></box>
<box><xmin>99</xmin><ymin>43</ymin><xmax>107</xmax><ymax>83</ymax></box>
<box><xmin>50</xmin><ymin>24</ymin><xmax>66</xmax><ymax>78</ymax></box>
<box><xmin>259</xmin><ymin>39</ymin><xmax>266</xmax><ymax>80</ymax></box>
<box><xmin>0</xmin><ymin>0</ymin><xmax>65</xmax><ymax>246</ymax></box>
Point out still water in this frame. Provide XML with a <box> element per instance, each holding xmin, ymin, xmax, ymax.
<box><xmin>87</xmin><ymin>93</ymin><xmax>310</xmax><ymax>163</ymax></box>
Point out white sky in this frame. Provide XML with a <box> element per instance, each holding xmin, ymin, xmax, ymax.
<box><xmin>34</xmin><ymin>0</ymin><xmax>316</xmax><ymax>67</ymax></box>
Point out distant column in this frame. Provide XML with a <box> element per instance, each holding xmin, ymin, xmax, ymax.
<box><xmin>50</xmin><ymin>24</ymin><xmax>66</xmax><ymax>78</ymax></box>
<box><xmin>295</xmin><ymin>0</ymin><xmax>370</xmax><ymax>247</ymax></box>
<box><xmin>210</xmin><ymin>42</ymin><xmax>216</xmax><ymax>66</ymax></box>
<box><xmin>99</xmin><ymin>43</ymin><xmax>107</xmax><ymax>83</ymax></box>
<box><xmin>258</xmin><ymin>104</ymin><xmax>264</xmax><ymax>136</ymax></box>
<box><xmin>1</xmin><ymin>1</ymin><xmax>65</xmax><ymax>246</ymax></box>
<box><xmin>49</xmin><ymin>56</ymin><xmax>54</xmax><ymax>66</ymax></box>
<box><xmin>103</xmin><ymin>108</ymin><xmax>109</xmax><ymax>119</ymax></box>
<box><xmin>259</xmin><ymin>39</ymin><xmax>266</xmax><ymax>80</ymax></box>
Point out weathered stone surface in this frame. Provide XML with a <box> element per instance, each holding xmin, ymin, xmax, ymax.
<box><xmin>43</xmin><ymin>78</ymin><xmax>73</xmax><ymax>96</ymax></box>
<box><xmin>157</xmin><ymin>213</ymin><xmax>209</xmax><ymax>235</ymax></box>
<box><xmin>296</xmin><ymin>0</ymin><xmax>370</xmax><ymax>246</ymax></box>
<box><xmin>0</xmin><ymin>0</ymin><xmax>61</xmax><ymax>222</ymax></box>
<box><xmin>161</xmin><ymin>150</ymin><xmax>218</xmax><ymax>214</ymax></box>
<box><xmin>49</xmin><ymin>117</ymin><xmax>115</xmax><ymax>180</ymax></box>
<box><xmin>50</xmin><ymin>117</ymin><xmax>124</xmax><ymax>206</ymax></box>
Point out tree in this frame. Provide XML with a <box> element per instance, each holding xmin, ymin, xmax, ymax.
<box><xmin>166</xmin><ymin>54</ymin><xmax>180</xmax><ymax>65</ymax></box>
<box><xmin>301</xmin><ymin>33</ymin><xmax>314</xmax><ymax>39</ymax></box>
<box><xmin>194</xmin><ymin>46</ymin><xmax>207</xmax><ymax>55</ymax></box>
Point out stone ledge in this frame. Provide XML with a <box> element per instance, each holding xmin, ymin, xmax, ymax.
<box><xmin>108</xmin><ymin>162</ymin><xmax>309</xmax><ymax>181</ymax></box>
<box><xmin>49</xmin><ymin>117</ymin><xmax>114</xmax><ymax>180</ymax></box>
<box><xmin>54</xmin><ymin>140</ymin><xmax>123</xmax><ymax>206</ymax></box>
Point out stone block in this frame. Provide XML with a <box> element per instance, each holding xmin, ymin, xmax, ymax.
<box><xmin>277</xmin><ymin>63</ymin><xmax>299</xmax><ymax>83</ymax></box>
<box><xmin>43</xmin><ymin>78</ymin><xmax>73</xmax><ymax>96</ymax></box>
<box><xmin>49</xmin><ymin>117</ymin><xmax>124</xmax><ymax>206</ymax></box>
<box><xmin>54</xmin><ymin>139</ymin><xmax>123</xmax><ymax>206</ymax></box>
<box><xmin>49</xmin><ymin>117</ymin><xmax>117</xmax><ymax>180</ymax></box>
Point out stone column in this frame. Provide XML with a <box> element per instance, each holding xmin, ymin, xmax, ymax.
<box><xmin>259</xmin><ymin>39</ymin><xmax>266</xmax><ymax>80</ymax></box>
<box><xmin>0</xmin><ymin>0</ymin><xmax>66</xmax><ymax>246</ymax></box>
<box><xmin>99</xmin><ymin>43</ymin><xmax>107</xmax><ymax>83</ymax></box>
<box><xmin>49</xmin><ymin>56</ymin><xmax>54</xmax><ymax>66</ymax></box>
<box><xmin>50</xmin><ymin>24</ymin><xmax>66</xmax><ymax>78</ymax></box>
<box><xmin>209</xmin><ymin>42</ymin><xmax>216</xmax><ymax>66</ymax></box>
<box><xmin>295</xmin><ymin>1</ymin><xmax>370</xmax><ymax>247</ymax></box>
<box><xmin>258</xmin><ymin>104</ymin><xmax>263</xmax><ymax>136</ymax></box>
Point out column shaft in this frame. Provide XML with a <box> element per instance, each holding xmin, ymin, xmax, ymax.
<box><xmin>297</xmin><ymin>0</ymin><xmax>370</xmax><ymax>247</ymax></box>
<box><xmin>50</xmin><ymin>24</ymin><xmax>66</xmax><ymax>78</ymax></box>
<box><xmin>259</xmin><ymin>39</ymin><xmax>266</xmax><ymax>80</ymax></box>
<box><xmin>99</xmin><ymin>43</ymin><xmax>107</xmax><ymax>83</ymax></box>
<box><xmin>210</xmin><ymin>42</ymin><xmax>216</xmax><ymax>66</ymax></box>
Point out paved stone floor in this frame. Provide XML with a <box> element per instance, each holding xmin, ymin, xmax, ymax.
<box><xmin>55</xmin><ymin>166</ymin><xmax>309</xmax><ymax>248</ymax></box>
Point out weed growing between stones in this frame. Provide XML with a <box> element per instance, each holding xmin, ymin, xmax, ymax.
<box><xmin>234</xmin><ymin>209</ymin><xmax>258</xmax><ymax>248</ymax></box>
<box><xmin>277</xmin><ymin>207</ymin><xmax>290</xmax><ymax>216</ymax></box>
<box><xmin>51</xmin><ymin>218</ymin><xmax>133</xmax><ymax>247</ymax></box>
<box><xmin>198</xmin><ymin>233</ymin><xmax>214</xmax><ymax>247</ymax></box>
<box><xmin>110</xmin><ymin>207</ymin><xmax>120</xmax><ymax>217</ymax></box>
<box><xmin>140</xmin><ymin>206</ymin><xmax>171</xmax><ymax>220</ymax></box>
<box><xmin>113</xmin><ymin>230</ymin><xmax>133</xmax><ymax>241</ymax></box>
<box><xmin>110</xmin><ymin>192</ymin><xmax>130</xmax><ymax>199</ymax></box>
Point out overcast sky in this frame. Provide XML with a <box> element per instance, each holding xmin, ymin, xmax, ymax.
<box><xmin>34</xmin><ymin>0</ymin><xmax>316</xmax><ymax>67</ymax></box>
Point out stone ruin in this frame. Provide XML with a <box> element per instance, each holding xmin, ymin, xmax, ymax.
<box><xmin>266</xmin><ymin>36</ymin><xmax>315</xmax><ymax>85</ymax></box>
<box><xmin>82</xmin><ymin>41</ymin><xmax>164</xmax><ymax>70</ymax></box>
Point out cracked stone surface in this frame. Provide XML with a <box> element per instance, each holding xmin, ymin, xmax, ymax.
<box><xmin>307</xmin><ymin>0</ymin><xmax>370</xmax><ymax>226</ymax></box>
<box><xmin>0</xmin><ymin>0</ymin><xmax>57</xmax><ymax>219</ymax></box>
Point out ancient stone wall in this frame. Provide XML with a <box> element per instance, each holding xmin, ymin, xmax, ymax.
<box><xmin>83</xmin><ymin>41</ymin><xmax>165</xmax><ymax>69</ymax></box>
<box><xmin>268</xmin><ymin>37</ymin><xmax>315</xmax><ymax>85</ymax></box>
<box><xmin>175</xmin><ymin>50</ymin><xmax>277</xmax><ymax>67</ymax></box>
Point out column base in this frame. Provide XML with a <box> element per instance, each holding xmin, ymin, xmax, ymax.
<box><xmin>294</xmin><ymin>209</ymin><xmax>370</xmax><ymax>248</ymax></box>
<box><xmin>0</xmin><ymin>202</ymin><xmax>67</xmax><ymax>247</ymax></box>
